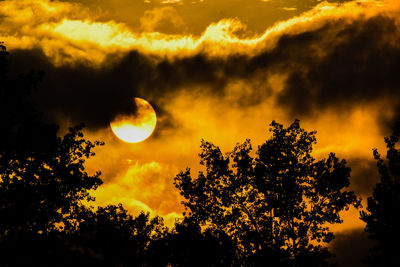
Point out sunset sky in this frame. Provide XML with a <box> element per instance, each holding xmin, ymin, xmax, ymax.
<box><xmin>2</xmin><ymin>0</ymin><xmax>400</xmax><ymax>263</ymax></box>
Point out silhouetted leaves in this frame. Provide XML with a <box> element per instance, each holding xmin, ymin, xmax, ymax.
<box><xmin>175</xmin><ymin>120</ymin><xmax>361</xmax><ymax>265</ymax></box>
<box><xmin>64</xmin><ymin>205</ymin><xmax>166</xmax><ymax>266</ymax></box>
<box><xmin>0</xmin><ymin>44</ymin><xmax>105</xmax><ymax>266</ymax></box>
<box><xmin>148</xmin><ymin>218</ymin><xmax>237</xmax><ymax>266</ymax></box>
<box><xmin>360</xmin><ymin>122</ymin><xmax>400</xmax><ymax>266</ymax></box>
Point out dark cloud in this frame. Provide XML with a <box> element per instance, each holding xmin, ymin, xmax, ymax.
<box><xmin>224</xmin><ymin>14</ymin><xmax>400</xmax><ymax>132</ymax></box>
<box><xmin>348</xmin><ymin>157</ymin><xmax>380</xmax><ymax>196</ymax></box>
<box><xmin>274</xmin><ymin>15</ymin><xmax>400</xmax><ymax>131</ymax></box>
<box><xmin>6</xmin><ymin>12</ymin><xmax>400</xmax><ymax>133</ymax></box>
<box><xmin>8</xmin><ymin>49</ymin><xmax>152</xmax><ymax>129</ymax></box>
<box><xmin>7</xmin><ymin>49</ymin><xmax>235</xmax><ymax>130</ymax></box>
<box><xmin>329</xmin><ymin>228</ymin><xmax>373</xmax><ymax>267</ymax></box>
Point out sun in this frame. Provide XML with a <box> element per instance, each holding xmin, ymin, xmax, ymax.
<box><xmin>110</xmin><ymin>97</ymin><xmax>157</xmax><ymax>143</ymax></box>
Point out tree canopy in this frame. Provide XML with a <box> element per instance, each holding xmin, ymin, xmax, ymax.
<box><xmin>174</xmin><ymin>120</ymin><xmax>361</xmax><ymax>265</ymax></box>
<box><xmin>0</xmin><ymin>43</ymin><xmax>103</xmax><ymax>237</ymax></box>
<box><xmin>360</xmin><ymin>122</ymin><xmax>400</xmax><ymax>266</ymax></box>
<box><xmin>0</xmin><ymin>43</ymin><xmax>171</xmax><ymax>267</ymax></box>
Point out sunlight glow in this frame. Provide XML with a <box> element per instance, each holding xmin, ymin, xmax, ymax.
<box><xmin>110</xmin><ymin>98</ymin><xmax>157</xmax><ymax>143</ymax></box>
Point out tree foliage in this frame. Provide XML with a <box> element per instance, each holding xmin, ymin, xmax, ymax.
<box><xmin>0</xmin><ymin>43</ymin><xmax>103</xmax><ymax>237</ymax></box>
<box><xmin>147</xmin><ymin>218</ymin><xmax>237</xmax><ymax>266</ymax></box>
<box><xmin>174</xmin><ymin>120</ymin><xmax>361</xmax><ymax>265</ymax></box>
<box><xmin>360</xmin><ymin>122</ymin><xmax>400</xmax><ymax>266</ymax></box>
<box><xmin>64</xmin><ymin>204</ymin><xmax>166</xmax><ymax>266</ymax></box>
<box><xmin>0</xmin><ymin>43</ymin><xmax>106</xmax><ymax>265</ymax></box>
<box><xmin>0</xmin><ymin>43</ymin><xmax>169</xmax><ymax>267</ymax></box>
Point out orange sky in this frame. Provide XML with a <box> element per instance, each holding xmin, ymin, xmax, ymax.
<box><xmin>2</xmin><ymin>0</ymin><xmax>399</xmax><ymax>244</ymax></box>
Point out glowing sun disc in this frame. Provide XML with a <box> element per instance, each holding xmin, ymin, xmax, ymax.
<box><xmin>110</xmin><ymin>98</ymin><xmax>157</xmax><ymax>143</ymax></box>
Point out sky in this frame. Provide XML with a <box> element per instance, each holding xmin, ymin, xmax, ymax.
<box><xmin>2</xmin><ymin>0</ymin><xmax>400</xmax><ymax>264</ymax></box>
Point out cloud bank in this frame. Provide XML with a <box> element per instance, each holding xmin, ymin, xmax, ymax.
<box><xmin>2</xmin><ymin>0</ymin><xmax>400</xmax><ymax>132</ymax></box>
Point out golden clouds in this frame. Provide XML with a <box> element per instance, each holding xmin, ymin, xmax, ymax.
<box><xmin>91</xmin><ymin>161</ymin><xmax>183</xmax><ymax>226</ymax></box>
<box><xmin>140</xmin><ymin>7</ymin><xmax>185</xmax><ymax>33</ymax></box>
<box><xmin>48</xmin><ymin>20</ymin><xmax>135</xmax><ymax>48</ymax></box>
<box><xmin>1</xmin><ymin>0</ymin><xmax>397</xmax><ymax>67</ymax></box>
<box><xmin>159</xmin><ymin>0</ymin><xmax>183</xmax><ymax>5</ymax></box>
<box><xmin>0</xmin><ymin>0</ymin><xmax>104</xmax><ymax>65</ymax></box>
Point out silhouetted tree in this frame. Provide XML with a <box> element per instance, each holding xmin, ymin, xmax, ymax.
<box><xmin>63</xmin><ymin>204</ymin><xmax>166</xmax><ymax>266</ymax></box>
<box><xmin>360</xmin><ymin>122</ymin><xmax>400</xmax><ymax>266</ymax></box>
<box><xmin>148</xmin><ymin>218</ymin><xmax>237</xmax><ymax>266</ymax></box>
<box><xmin>174</xmin><ymin>120</ymin><xmax>361</xmax><ymax>265</ymax></box>
<box><xmin>0</xmin><ymin>44</ymin><xmax>104</xmax><ymax>266</ymax></box>
<box><xmin>0</xmin><ymin>44</ymin><xmax>175</xmax><ymax>267</ymax></box>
